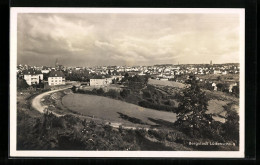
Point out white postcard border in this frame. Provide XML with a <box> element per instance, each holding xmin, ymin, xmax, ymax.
<box><xmin>10</xmin><ymin>7</ymin><xmax>245</xmax><ymax>158</ymax></box>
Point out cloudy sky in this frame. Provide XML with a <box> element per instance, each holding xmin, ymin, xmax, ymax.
<box><xmin>17</xmin><ymin>13</ymin><xmax>241</xmax><ymax>67</ymax></box>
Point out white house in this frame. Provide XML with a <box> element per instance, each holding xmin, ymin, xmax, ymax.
<box><xmin>214</xmin><ymin>70</ymin><xmax>222</xmax><ymax>74</ymax></box>
<box><xmin>222</xmin><ymin>71</ymin><xmax>228</xmax><ymax>75</ymax></box>
<box><xmin>212</xmin><ymin>82</ymin><xmax>217</xmax><ymax>91</ymax></box>
<box><xmin>23</xmin><ymin>70</ymin><xmax>43</xmax><ymax>86</ymax></box>
<box><xmin>41</xmin><ymin>69</ymin><xmax>50</xmax><ymax>74</ymax></box>
<box><xmin>48</xmin><ymin>71</ymin><xmax>65</xmax><ymax>86</ymax></box>
<box><xmin>229</xmin><ymin>83</ymin><xmax>238</xmax><ymax>93</ymax></box>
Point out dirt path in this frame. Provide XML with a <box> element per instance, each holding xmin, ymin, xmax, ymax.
<box><xmin>31</xmin><ymin>86</ymin><xmax>165</xmax><ymax>131</ymax></box>
<box><xmin>31</xmin><ymin>86</ymin><xmax>72</xmax><ymax>117</ymax></box>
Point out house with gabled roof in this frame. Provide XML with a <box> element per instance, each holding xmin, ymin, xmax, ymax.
<box><xmin>23</xmin><ymin>69</ymin><xmax>43</xmax><ymax>86</ymax></box>
<box><xmin>48</xmin><ymin>71</ymin><xmax>65</xmax><ymax>86</ymax></box>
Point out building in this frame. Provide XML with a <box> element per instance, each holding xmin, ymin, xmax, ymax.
<box><xmin>48</xmin><ymin>71</ymin><xmax>65</xmax><ymax>86</ymax></box>
<box><xmin>41</xmin><ymin>66</ymin><xmax>51</xmax><ymax>74</ymax></box>
<box><xmin>229</xmin><ymin>83</ymin><xmax>238</xmax><ymax>93</ymax></box>
<box><xmin>90</xmin><ymin>78</ymin><xmax>113</xmax><ymax>87</ymax></box>
<box><xmin>23</xmin><ymin>70</ymin><xmax>43</xmax><ymax>86</ymax></box>
<box><xmin>213</xmin><ymin>70</ymin><xmax>222</xmax><ymax>74</ymax></box>
<box><xmin>212</xmin><ymin>82</ymin><xmax>217</xmax><ymax>91</ymax></box>
<box><xmin>111</xmin><ymin>75</ymin><xmax>123</xmax><ymax>81</ymax></box>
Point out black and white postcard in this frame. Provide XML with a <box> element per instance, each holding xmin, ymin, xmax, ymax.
<box><xmin>10</xmin><ymin>8</ymin><xmax>245</xmax><ymax>158</ymax></box>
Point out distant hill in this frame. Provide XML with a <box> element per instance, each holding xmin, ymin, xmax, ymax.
<box><xmin>154</xmin><ymin>64</ymin><xmax>174</xmax><ymax>67</ymax></box>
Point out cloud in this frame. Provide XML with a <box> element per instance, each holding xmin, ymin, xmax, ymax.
<box><xmin>17</xmin><ymin>13</ymin><xmax>241</xmax><ymax>66</ymax></box>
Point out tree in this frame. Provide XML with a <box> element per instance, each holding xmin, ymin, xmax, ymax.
<box><xmin>106</xmin><ymin>89</ymin><xmax>119</xmax><ymax>98</ymax></box>
<box><xmin>124</xmin><ymin>72</ymin><xmax>129</xmax><ymax>79</ymax></box>
<box><xmin>216</xmin><ymin>83</ymin><xmax>224</xmax><ymax>91</ymax></box>
<box><xmin>216</xmin><ymin>83</ymin><xmax>229</xmax><ymax>92</ymax></box>
<box><xmin>203</xmin><ymin>82</ymin><xmax>214</xmax><ymax>91</ymax></box>
<box><xmin>96</xmin><ymin>88</ymin><xmax>105</xmax><ymax>95</ymax></box>
<box><xmin>222</xmin><ymin>104</ymin><xmax>239</xmax><ymax>143</ymax></box>
<box><xmin>120</xmin><ymin>89</ymin><xmax>129</xmax><ymax>98</ymax></box>
<box><xmin>232</xmin><ymin>85</ymin><xmax>239</xmax><ymax>97</ymax></box>
<box><xmin>17</xmin><ymin>78</ymin><xmax>29</xmax><ymax>90</ymax></box>
<box><xmin>43</xmin><ymin>73</ymin><xmax>49</xmax><ymax>81</ymax></box>
<box><xmin>37</xmin><ymin>77</ymin><xmax>44</xmax><ymax>88</ymax></box>
<box><xmin>176</xmin><ymin>75</ymin><xmax>212</xmax><ymax>137</ymax></box>
<box><xmin>71</xmin><ymin>86</ymin><xmax>77</xmax><ymax>92</ymax></box>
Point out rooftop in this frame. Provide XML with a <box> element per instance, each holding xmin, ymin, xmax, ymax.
<box><xmin>49</xmin><ymin>71</ymin><xmax>65</xmax><ymax>78</ymax></box>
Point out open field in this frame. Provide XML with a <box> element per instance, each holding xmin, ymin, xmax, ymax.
<box><xmin>62</xmin><ymin>93</ymin><xmax>177</xmax><ymax>127</ymax></box>
<box><xmin>148</xmin><ymin>79</ymin><xmax>186</xmax><ymax>88</ymax></box>
<box><xmin>62</xmin><ymin>93</ymin><xmax>237</xmax><ymax>125</ymax></box>
<box><xmin>17</xmin><ymin>87</ymin><xmax>239</xmax><ymax>151</ymax></box>
<box><xmin>196</xmin><ymin>74</ymin><xmax>239</xmax><ymax>82</ymax></box>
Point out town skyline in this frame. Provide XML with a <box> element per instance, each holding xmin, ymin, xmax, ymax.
<box><xmin>18</xmin><ymin>13</ymin><xmax>241</xmax><ymax>67</ymax></box>
<box><xmin>17</xmin><ymin>60</ymin><xmax>240</xmax><ymax>68</ymax></box>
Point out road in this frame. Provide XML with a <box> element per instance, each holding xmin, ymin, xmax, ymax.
<box><xmin>31</xmin><ymin>86</ymin><xmax>72</xmax><ymax>117</ymax></box>
<box><xmin>31</xmin><ymin>85</ymin><xmax>159</xmax><ymax>130</ymax></box>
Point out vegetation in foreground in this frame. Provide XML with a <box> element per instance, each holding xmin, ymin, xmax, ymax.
<box><xmin>17</xmin><ymin>110</ymin><xmax>192</xmax><ymax>151</ymax></box>
<box><xmin>17</xmin><ymin>74</ymin><xmax>239</xmax><ymax>151</ymax></box>
<box><xmin>17</xmin><ymin>108</ymin><xmax>238</xmax><ymax>151</ymax></box>
<box><xmin>174</xmin><ymin>75</ymin><xmax>239</xmax><ymax>146</ymax></box>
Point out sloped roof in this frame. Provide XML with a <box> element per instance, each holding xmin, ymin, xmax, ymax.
<box><xmin>23</xmin><ymin>69</ymin><xmax>42</xmax><ymax>75</ymax></box>
<box><xmin>49</xmin><ymin>71</ymin><xmax>65</xmax><ymax>78</ymax></box>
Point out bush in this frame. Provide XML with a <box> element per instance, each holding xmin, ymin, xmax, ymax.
<box><xmin>142</xmin><ymin>90</ymin><xmax>151</xmax><ymax>98</ymax></box>
<box><xmin>222</xmin><ymin>108</ymin><xmax>239</xmax><ymax>143</ymax></box>
<box><xmin>148</xmin><ymin>129</ymin><xmax>167</xmax><ymax>141</ymax></box>
<box><xmin>63</xmin><ymin>115</ymin><xmax>79</xmax><ymax>126</ymax></box>
<box><xmin>103</xmin><ymin>124</ymin><xmax>113</xmax><ymax>131</ymax></box>
<box><xmin>96</xmin><ymin>88</ymin><xmax>105</xmax><ymax>95</ymax></box>
<box><xmin>138</xmin><ymin>100</ymin><xmax>176</xmax><ymax>112</ymax></box>
<box><xmin>232</xmin><ymin>86</ymin><xmax>239</xmax><ymax>97</ymax></box>
<box><xmin>105</xmin><ymin>89</ymin><xmax>119</xmax><ymax>98</ymax></box>
<box><xmin>92</xmin><ymin>88</ymin><xmax>98</xmax><ymax>94</ymax></box>
<box><xmin>57</xmin><ymin>132</ymin><xmax>86</xmax><ymax>150</ymax></box>
<box><xmin>135</xmin><ymin>128</ymin><xmax>147</xmax><ymax>137</ymax></box>
<box><xmin>71</xmin><ymin>86</ymin><xmax>77</xmax><ymax>92</ymax></box>
<box><xmin>120</xmin><ymin>89</ymin><xmax>129</xmax><ymax>98</ymax></box>
<box><xmin>17</xmin><ymin>78</ymin><xmax>29</xmax><ymax>89</ymax></box>
<box><xmin>216</xmin><ymin>83</ymin><xmax>229</xmax><ymax>92</ymax></box>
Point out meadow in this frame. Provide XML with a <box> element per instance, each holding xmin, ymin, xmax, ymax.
<box><xmin>62</xmin><ymin>93</ymin><xmax>177</xmax><ymax>127</ymax></box>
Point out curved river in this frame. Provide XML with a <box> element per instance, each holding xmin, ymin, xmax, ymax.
<box><xmin>62</xmin><ymin>94</ymin><xmax>177</xmax><ymax>126</ymax></box>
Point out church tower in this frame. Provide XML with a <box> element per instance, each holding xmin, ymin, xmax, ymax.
<box><xmin>55</xmin><ymin>58</ymin><xmax>58</xmax><ymax>67</ymax></box>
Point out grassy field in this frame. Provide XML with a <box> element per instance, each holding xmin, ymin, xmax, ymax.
<box><xmin>148</xmin><ymin>79</ymin><xmax>186</xmax><ymax>88</ymax></box>
<box><xmin>17</xmin><ymin>87</ymin><xmax>239</xmax><ymax>151</ymax></box>
<box><xmin>62</xmin><ymin>93</ymin><xmax>177</xmax><ymax>127</ymax></box>
<box><xmin>196</xmin><ymin>74</ymin><xmax>239</xmax><ymax>83</ymax></box>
